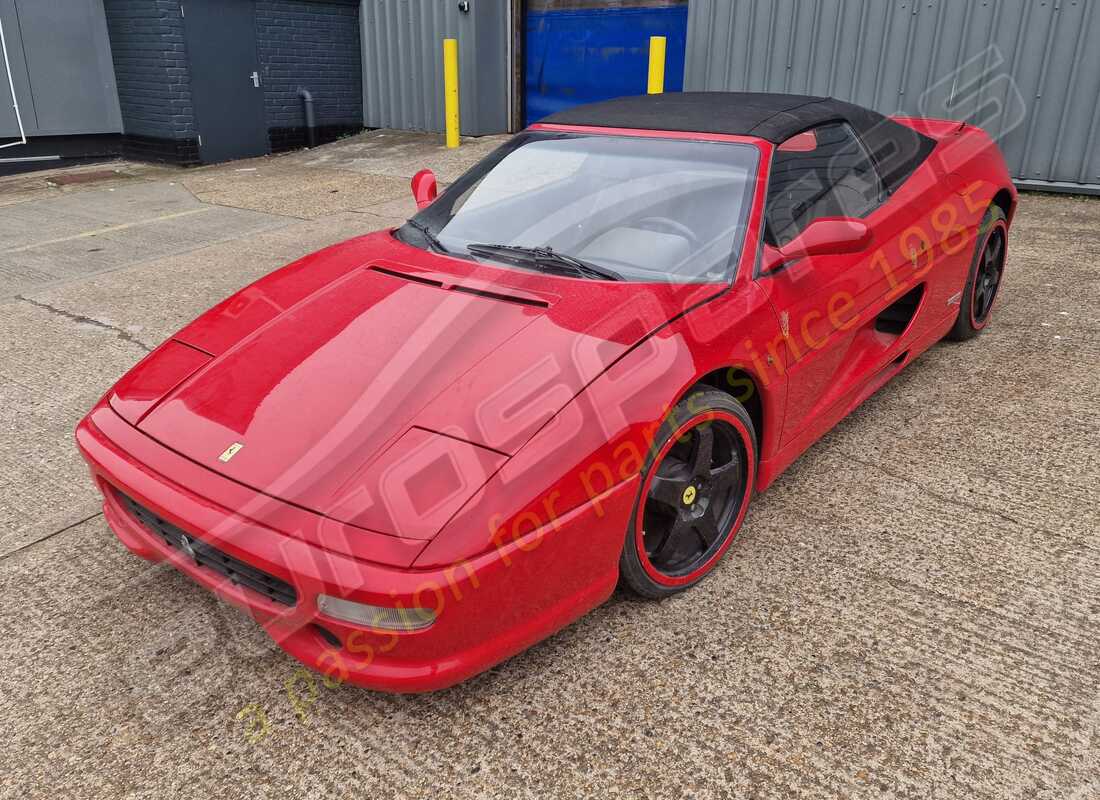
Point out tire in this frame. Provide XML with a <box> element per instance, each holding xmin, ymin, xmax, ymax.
<box><xmin>619</xmin><ymin>389</ymin><xmax>757</xmax><ymax>599</ymax></box>
<box><xmin>947</xmin><ymin>205</ymin><xmax>1008</xmax><ymax>341</ymax></box>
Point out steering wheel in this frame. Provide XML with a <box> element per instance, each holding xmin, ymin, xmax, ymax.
<box><xmin>635</xmin><ymin>216</ymin><xmax>700</xmax><ymax>247</ymax></box>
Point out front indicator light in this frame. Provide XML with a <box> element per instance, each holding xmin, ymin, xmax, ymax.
<box><xmin>317</xmin><ymin>594</ymin><xmax>436</xmax><ymax>631</ymax></box>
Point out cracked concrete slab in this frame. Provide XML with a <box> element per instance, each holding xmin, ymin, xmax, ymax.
<box><xmin>0</xmin><ymin>182</ymin><xmax>290</xmax><ymax>297</ymax></box>
<box><xmin>15</xmin><ymin>296</ymin><xmax>155</xmax><ymax>352</ymax></box>
<box><xmin>181</xmin><ymin>160</ymin><xmax>411</xmax><ymax>220</ymax></box>
<box><xmin>0</xmin><ymin>129</ymin><xmax>1097</xmax><ymax>799</ymax></box>
<box><xmin>0</xmin><ymin>301</ymin><xmax>147</xmax><ymax>556</ymax></box>
<box><xmin>19</xmin><ymin>211</ymin><xmax>399</xmax><ymax>350</ymax></box>
<box><xmin>295</xmin><ymin>128</ymin><xmax>510</xmax><ymax>182</ymax></box>
<box><xmin>355</xmin><ymin>193</ymin><xmax>420</xmax><ymax>220</ymax></box>
<box><xmin>0</xmin><ymin>261</ymin><xmax>55</xmax><ymax>291</ymax></box>
<box><xmin>0</xmin><ymin>160</ymin><xmax>180</xmax><ymax>208</ymax></box>
<box><xmin>0</xmin><ymin>212</ymin><xmax>395</xmax><ymax>557</ymax></box>
<box><xmin>1</xmin><ymin>181</ymin><xmax>199</xmax><ymax>247</ymax></box>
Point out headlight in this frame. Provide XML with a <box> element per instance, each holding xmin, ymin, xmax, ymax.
<box><xmin>325</xmin><ymin>426</ymin><xmax>509</xmax><ymax>539</ymax></box>
<box><xmin>317</xmin><ymin>594</ymin><xmax>436</xmax><ymax>631</ymax></box>
<box><xmin>109</xmin><ymin>340</ymin><xmax>212</xmax><ymax>425</ymax></box>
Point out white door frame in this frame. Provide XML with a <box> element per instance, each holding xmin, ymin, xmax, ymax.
<box><xmin>0</xmin><ymin>9</ymin><xmax>27</xmax><ymax>150</ymax></box>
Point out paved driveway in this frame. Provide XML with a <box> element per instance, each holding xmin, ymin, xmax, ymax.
<box><xmin>0</xmin><ymin>133</ymin><xmax>1097</xmax><ymax>799</ymax></box>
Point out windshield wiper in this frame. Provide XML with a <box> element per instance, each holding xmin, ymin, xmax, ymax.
<box><xmin>405</xmin><ymin>219</ymin><xmax>449</xmax><ymax>253</ymax></box>
<box><xmin>465</xmin><ymin>243</ymin><xmax>623</xmax><ymax>281</ymax></box>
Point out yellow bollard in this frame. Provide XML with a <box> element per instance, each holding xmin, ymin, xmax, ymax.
<box><xmin>443</xmin><ymin>38</ymin><xmax>460</xmax><ymax>148</ymax></box>
<box><xmin>647</xmin><ymin>36</ymin><xmax>666</xmax><ymax>95</ymax></box>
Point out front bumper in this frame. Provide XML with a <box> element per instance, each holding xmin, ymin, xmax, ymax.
<box><xmin>76</xmin><ymin>404</ymin><xmax>635</xmax><ymax>692</ymax></box>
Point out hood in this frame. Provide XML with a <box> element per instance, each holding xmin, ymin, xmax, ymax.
<box><xmin>120</xmin><ymin>232</ymin><xmax>719</xmax><ymax>538</ymax></box>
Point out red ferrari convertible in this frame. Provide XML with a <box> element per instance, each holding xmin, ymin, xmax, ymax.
<box><xmin>76</xmin><ymin>92</ymin><xmax>1015</xmax><ymax>692</ymax></box>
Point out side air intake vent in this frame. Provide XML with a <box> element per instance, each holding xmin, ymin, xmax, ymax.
<box><xmin>875</xmin><ymin>284</ymin><xmax>924</xmax><ymax>336</ymax></box>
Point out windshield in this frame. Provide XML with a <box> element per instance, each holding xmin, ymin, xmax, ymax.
<box><xmin>398</xmin><ymin>132</ymin><xmax>759</xmax><ymax>283</ymax></box>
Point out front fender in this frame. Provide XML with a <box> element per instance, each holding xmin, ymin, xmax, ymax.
<box><xmin>413</xmin><ymin>281</ymin><xmax>785</xmax><ymax>568</ymax></box>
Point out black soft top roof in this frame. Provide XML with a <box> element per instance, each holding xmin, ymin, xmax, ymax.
<box><xmin>542</xmin><ymin>92</ymin><xmax>935</xmax><ymax>192</ymax></box>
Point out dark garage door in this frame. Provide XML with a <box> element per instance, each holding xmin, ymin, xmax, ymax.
<box><xmin>182</xmin><ymin>0</ymin><xmax>269</xmax><ymax>163</ymax></box>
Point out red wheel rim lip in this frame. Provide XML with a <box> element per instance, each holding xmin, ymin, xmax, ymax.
<box><xmin>633</xmin><ymin>410</ymin><xmax>756</xmax><ymax>587</ymax></box>
<box><xmin>970</xmin><ymin>220</ymin><xmax>1007</xmax><ymax>331</ymax></box>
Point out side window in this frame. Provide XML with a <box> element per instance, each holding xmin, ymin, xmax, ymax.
<box><xmin>765</xmin><ymin>122</ymin><xmax>885</xmax><ymax>246</ymax></box>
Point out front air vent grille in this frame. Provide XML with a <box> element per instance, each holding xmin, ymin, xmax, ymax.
<box><xmin>368</xmin><ymin>265</ymin><xmax>444</xmax><ymax>287</ymax></box>
<box><xmin>449</xmin><ymin>285</ymin><xmax>550</xmax><ymax>308</ymax></box>
<box><xmin>368</xmin><ymin>263</ymin><xmax>551</xmax><ymax>308</ymax></box>
<box><xmin>116</xmin><ymin>491</ymin><xmax>297</xmax><ymax>606</ymax></box>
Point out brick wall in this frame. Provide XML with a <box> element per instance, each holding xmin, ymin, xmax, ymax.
<box><xmin>255</xmin><ymin>0</ymin><xmax>363</xmax><ymax>151</ymax></box>
<box><xmin>103</xmin><ymin>0</ymin><xmax>361</xmax><ymax>163</ymax></box>
<box><xmin>103</xmin><ymin>0</ymin><xmax>199</xmax><ymax>163</ymax></box>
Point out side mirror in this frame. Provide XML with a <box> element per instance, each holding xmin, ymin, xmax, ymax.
<box><xmin>411</xmin><ymin>169</ymin><xmax>438</xmax><ymax>210</ymax></box>
<box><xmin>779</xmin><ymin>217</ymin><xmax>872</xmax><ymax>261</ymax></box>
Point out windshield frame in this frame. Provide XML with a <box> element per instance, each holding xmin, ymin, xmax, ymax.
<box><xmin>396</xmin><ymin>128</ymin><xmax>762</xmax><ymax>285</ymax></box>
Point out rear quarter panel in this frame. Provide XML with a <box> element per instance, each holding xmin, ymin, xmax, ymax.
<box><xmin>891</xmin><ymin>119</ymin><xmax>1017</xmax><ymax>321</ymax></box>
<box><xmin>895</xmin><ymin>117</ymin><xmax>1017</xmax><ymax>226</ymax></box>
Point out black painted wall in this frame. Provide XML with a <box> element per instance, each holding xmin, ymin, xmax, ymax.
<box><xmin>256</xmin><ymin>0</ymin><xmax>363</xmax><ymax>152</ymax></box>
<box><xmin>103</xmin><ymin>0</ymin><xmax>200</xmax><ymax>164</ymax></box>
<box><xmin>103</xmin><ymin>0</ymin><xmax>362</xmax><ymax>164</ymax></box>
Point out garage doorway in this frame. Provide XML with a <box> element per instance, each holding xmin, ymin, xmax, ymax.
<box><xmin>524</xmin><ymin>0</ymin><xmax>688</xmax><ymax>126</ymax></box>
<box><xmin>181</xmin><ymin>0</ymin><xmax>268</xmax><ymax>163</ymax></box>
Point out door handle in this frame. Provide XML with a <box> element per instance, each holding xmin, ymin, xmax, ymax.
<box><xmin>909</xmin><ymin>247</ymin><xmax>932</xmax><ymax>268</ymax></box>
<box><xmin>250</xmin><ymin>71</ymin><xmax>261</xmax><ymax>88</ymax></box>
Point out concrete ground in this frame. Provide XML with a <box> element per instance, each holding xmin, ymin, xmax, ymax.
<box><xmin>0</xmin><ymin>131</ymin><xmax>1098</xmax><ymax>799</ymax></box>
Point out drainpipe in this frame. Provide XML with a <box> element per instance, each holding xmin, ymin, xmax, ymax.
<box><xmin>298</xmin><ymin>87</ymin><xmax>317</xmax><ymax>148</ymax></box>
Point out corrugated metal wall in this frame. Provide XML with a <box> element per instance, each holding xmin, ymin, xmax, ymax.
<box><xmin>684</xmin><ymin>0</ymin><xmax>1100</xmax><ymax>193</ymax></box>
<box><xmin>360</xmin><ymin>0</ymin><xmax>510</xmax><ymax>136</ymax></box>
<box><xmin>0</xmin><ymin>0</ymin><xmax>122</xmax><ymax>140</ymax></box>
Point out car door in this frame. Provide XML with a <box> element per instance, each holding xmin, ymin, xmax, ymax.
<box><xmin>755</xmin><ymin>122</ymin><xmax>901</xmax><ymax>447</ymax></box>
